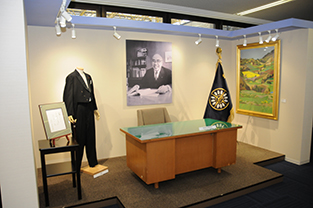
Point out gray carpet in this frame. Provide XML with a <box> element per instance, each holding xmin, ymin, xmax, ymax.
<box><xmin>37</xmin><ymin>142</ymin><xmax>284</xmax><ymax>208</ymax></box>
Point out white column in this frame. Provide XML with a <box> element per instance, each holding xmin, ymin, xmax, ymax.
<box><xmin>0</xmin><ymin>0</ymin><xmax>39</xmax><ymax>207</ymax></box>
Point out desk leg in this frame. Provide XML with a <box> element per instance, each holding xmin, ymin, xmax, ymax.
<box><xmin>76</xmin><ymin>148</ymin><xmax>82</xmax><ymax>200</ymax></box>
<box><xmin>71</xmin><ymin>151</ymin><xmax>76</xmax><ymax>188</ymax></box>
<box><xmin>217</xmin><ymin>168</ymin><xmax>221</xmax><ymax>173</ymax></box>
<box><xmin>40</xmin><ymin>152</ymin><xmax>49</xmax><ymax>207</ymax></box>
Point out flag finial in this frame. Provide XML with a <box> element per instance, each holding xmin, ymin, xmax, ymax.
<box><xmin>216</xmin><ymin>47</ymin><xmax>222</xmax><ymax>63</ymax></box>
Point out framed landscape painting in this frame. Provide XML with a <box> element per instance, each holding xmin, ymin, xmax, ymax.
<box><xmin>236</xmin><ymin>40</ymin><xmax>280</xmax><ymax>120</ymax></box>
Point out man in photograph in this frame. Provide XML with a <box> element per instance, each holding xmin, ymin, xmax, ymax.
<box><xmin>128</xmin><ymin>53</ymin><xmax>172</xmax><ymax>95</ymax></box>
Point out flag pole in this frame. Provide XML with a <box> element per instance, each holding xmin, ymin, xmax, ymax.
<box><xmin>216</xmin><ymin>47</ymin><xmax>222</xmax><ymax>64</ymax></box>
<box><xmin>216</xmin><ymin>47</ymin><xmax>234</xmax><ymax>122</ymax></box>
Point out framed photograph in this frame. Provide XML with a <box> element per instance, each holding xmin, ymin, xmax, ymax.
<box><xmin>39</xmin><ymin>102</ymin><xmax>72</xmax><ymax>139</ymax></box>
<box><xmin>126</xmin><ymin>40</ymin><xmax>172</xmax><ymax>106</ymax></box>
<box><xmin>236</xmin><ymin>40</ymin><xmax>281</xmax><ymax>120</ymax></box>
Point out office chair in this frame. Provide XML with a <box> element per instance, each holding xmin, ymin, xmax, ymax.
<box><xmin>137</xmin><ymin>107</ymin><xmax>171</xmax><ymax>126</ymax></box>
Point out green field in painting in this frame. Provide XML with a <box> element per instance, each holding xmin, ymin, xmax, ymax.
<box><xmin>239</xmin><ymin>90</ymin><xmax>273</xmax><ymax>114</ymax></box>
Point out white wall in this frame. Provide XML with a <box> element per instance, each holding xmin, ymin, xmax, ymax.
<box><xmin>27</xmin><ymin>25</ymin><xmax>313</xmax><ymax>168</ymax></box>
<box><xmin>28</xmin><ymin>26</ymin><xmax>231</xmax><ymax>167</ymax></box>
<box><xmin>232</xmin><ymin>29</ymin><xmax>313</xmax><ymax>164</ymax></box>
<box><xmin>0</xmin><ymin>1</ymin><xmax>39</xmax><ymax>207</ymax></box>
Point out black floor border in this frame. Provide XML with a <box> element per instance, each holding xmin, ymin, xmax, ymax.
<box><xmin>254</xmin><ymin>155</ymin><xmax>285</xmax><ymax>167</ymax></box>
<box><xmin>63</xmin><ymin>196</ymin><xmax>125</xmax><ymax>208</ymax></box>
<box><xmin>181</xmin><ymin>155</ymin><xmax>285</xmax><ymax>208</ymax></box>
<box><xmin>181</xmin><ymin>175</ymin><xmax>283</xmax><ymax>208</ymax></box>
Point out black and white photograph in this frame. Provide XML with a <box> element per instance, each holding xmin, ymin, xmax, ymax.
<box><xmin>126</xmin><ymin>40</ymin><xmax>172</xmax><ymax>106</ymax></box>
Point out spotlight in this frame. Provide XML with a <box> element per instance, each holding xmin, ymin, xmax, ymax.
<box><xmin>113</xmin><ymin>26</ymin><xmax>121</xmax><ymax>40</ymax></box>
<box><xmin>55</xmin><ymin>18</ymin><xmax>61</xmax><ymax>35</ymax></box>
<box><xmin>59</xmin><ymin>15</ymin><xmax>66</xmax><ymax>28</ymax></box>
<box><xmin>72</xmin><ymin>24</ymin><xmax>76</xmax><ymax>39</ymax></box>
<box><xmin>258</xmin><ymin>32</ymin><xmax>263</xmax><ymax>44</ymax></box>
<box><xmin>61</xmin><ymin>10</ymin><xmax>72</xmax><ymax>22</ymax></box>
<box><xmin>265</xmin><ymin>30</ymin><xmax>272</xmax><ymax>43</ymax></box>
<box><xmin>272</xmin><ymin>29</ymin><xmax>279</xmax><ymax>41</ymax></box>
<box><xmin>195</xmin><ymin>34</ymin><xmax>202</xmax><ymax>45</ymax></box>
<box><xmin>215</xmin><ymin>36</ymin><xmax>219</xmax><ymax>47</ymax></box>
<box><xmin>243</xmin><ymin>35</ymin><xmax>247</xmax><ymax>46</ymax></box>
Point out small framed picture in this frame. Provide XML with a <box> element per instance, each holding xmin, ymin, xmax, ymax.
<box><xmin>39</xmin><ymin>102</ymin><xmax>72</xmax><ymax>139</ymax></box>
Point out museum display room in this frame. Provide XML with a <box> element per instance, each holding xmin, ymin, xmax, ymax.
<box><xmin>1</xmin><ymin>0</ymin><xmax>313</xmax><ymax>207</ymax></box>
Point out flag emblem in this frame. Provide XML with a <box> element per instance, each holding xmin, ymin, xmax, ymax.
<box><xmin>209</xmin><ymin>88</ymin><xmax>229</xmax><ymax>111</ymax></box>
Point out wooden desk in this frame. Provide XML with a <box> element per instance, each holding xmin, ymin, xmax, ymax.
<box><xmin>38</xmin><ymin>138</ymin><xmax>82</xmax><ymax>206</ymax></box>
<box><xmin>120</xmin><ymin>119</ymin><xmax>242</xmax><ymax>188</ymax></box>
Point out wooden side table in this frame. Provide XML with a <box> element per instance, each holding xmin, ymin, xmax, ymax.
<box><xmin>38</xmin><ymin>138</ymin><xmax>82</xmax><ymax>207</ymax></box>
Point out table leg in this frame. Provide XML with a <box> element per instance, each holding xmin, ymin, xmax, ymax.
<box><xmin>40</xmin><ymin>152</ymin><xmax>49</xmax><ymax>206</ymax></box>
<box><xmin>76</xmin><ymin>148</ymin><xmax>82</xmax><ymax>200</ymax></box>
<box><xmin>71</xmin><ymin>151</ymin><xmax>76</xmax><ymax>188</ymax></box>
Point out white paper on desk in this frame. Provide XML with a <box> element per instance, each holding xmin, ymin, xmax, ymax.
<box><xmin>137</xmin><ymin>89</ymin><xmax>159</xmax><ymax>97</ymax></box>
<box><xmin>199</xmin><ymin>125</ymin><xmax>217</xmax><ymax>131</ymax></box>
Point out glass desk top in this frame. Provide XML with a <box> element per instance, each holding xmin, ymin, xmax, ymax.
<box><xmin>120</xmin><ymin>118</ymin><xmax>242</xmax><ymax>141</ymax></box>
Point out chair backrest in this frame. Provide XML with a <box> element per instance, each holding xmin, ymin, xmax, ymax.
<box><xmin>137</xmin><ymin>107</ymin><xmax>171</xmax><ymax>126</ymax></box>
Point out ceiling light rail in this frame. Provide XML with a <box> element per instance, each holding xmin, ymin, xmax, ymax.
<box><xmin>56</xmin><ymin>8</ymin><xmax>313</xmax><ymax>42</ymax></box>
<box><xmin>71</xmin><ymin>15</ymin><xmax>312</xmax><ymax>38</ymax></box>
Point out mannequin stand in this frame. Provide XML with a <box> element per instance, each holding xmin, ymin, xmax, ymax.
<box><xmin>81</xmin><ymin>164</ymin><xmax>108</xmax><ymax>178</ymax></box>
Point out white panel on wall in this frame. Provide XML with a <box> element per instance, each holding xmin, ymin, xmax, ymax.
<box><xmin>0</xmin><ymin>1</ymin><xmax>39</xmax><ymax>207</ymax></box>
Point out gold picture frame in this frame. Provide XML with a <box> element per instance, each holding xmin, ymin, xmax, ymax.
<box><xmin>236</xmin><ymin>40</ymin><xmax>280</xmax><ymax>120</ymax></box>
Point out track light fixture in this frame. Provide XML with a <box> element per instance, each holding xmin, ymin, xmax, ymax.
<box><xmin>243</xmin><ymin>35</ymin><xmax>247</xmax><ymax>46</ymax></box>
<box><xmin>265</xmin><ymin>30</ymin><xmax>272</xmax><ymax>43</ymax></box>
<box><xmin>54</xmin><ymin>0</ymin><xmax>73</xmax><ymax>36</ymax></box>
<box><xmin>61</xmin><ymin>10</ymin><xmax>72</xmax><ymax>22</ymax></box>
<box><xmin>215</xmin><ymin>36</ymin><xmax>219</xmax><ymax>47</ymax></box>
<box><xmin>258</xmin><ymin>32</ymin><xmax>263</xmax><ymax>44</ymax></box>
<box><xmin>59</xmin><ymin>16</ymin><xmax>66</xmax><ymax>28</ymax></box>
<box><xmin>272</xmin><ymin>29</ymin><xmax>279</xmax><ymax>41</ymax></box>
<box><xmin>113</xmin><ymin>26</ymin><xmax>121</xmax><ymax>40</ymax></box>
<box><xmin>55</xmin><ymin>18</ymin><xmax>61</xmax><ymax>36</ymax></box>
<box><xmin>72</xmin><ymin>24</ymin><xmax>76</xmax><ymax>39</ymax></box>
<box><xmin>195</xmin><ymin>34</ymin><xmax>202</xmax><ymax>45</ymax></box>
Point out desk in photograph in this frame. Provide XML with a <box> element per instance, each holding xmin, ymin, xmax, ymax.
<box><xmin>127</xmin><ymin>88</ymin><xmax>172</xmax><ymax>106</ymax></box>
<box><xmin>120</xmin><ymin>118</ymin><xmax>242</xmax><ymax>188</ymax></box>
